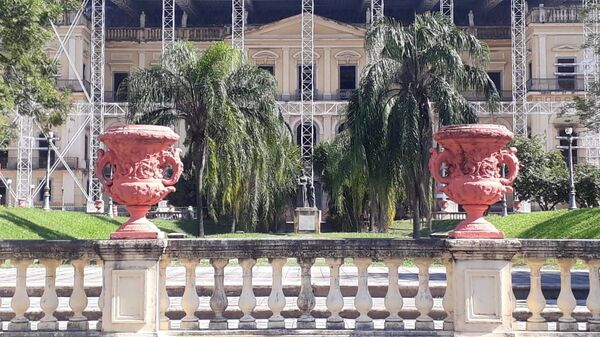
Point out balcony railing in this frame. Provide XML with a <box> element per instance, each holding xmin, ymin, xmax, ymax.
<box><xmin>337</xmin><ymin>89</ymin><xmax>356</xmax><ymax>100</ymax></box>
<box><xmin>461</xmin><ymin>90</ymin><xmax>513</xmax><ymax>101</ymax></box>
<box><xmin>527</xmin><ymin>77</ymin><xmax>585</xmax><ymax>92</ymax></box>
<box><xmin>56</xmin><ymin>79</ymin><xmax>90</xmax><ymax>93</ymax></box>
<box><xmin>528</xmin><ymin>5</ymin><xmax>582</xmax><ymax>24</ymax></box>
<box><xmin>1</xmin><ymin>157</ymin><xmax>80</xmax><ymax>170</ymax></box>
<box><xmin>106</xmin><ymin>27</ymin><xmax>226</xmax><ymax>42</ymax></box>
<box><xmin>0</xmin><ymin>238</ymin><xmax>600</xmax><ymax>336</ymax></box>
<box><xmin>460</xmin><ymin>26</ymin><xmax>511</xmax><ymax>40</ymax></box>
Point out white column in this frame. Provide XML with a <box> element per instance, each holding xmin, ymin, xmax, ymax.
<box><xmin>268</xmin><ymin>258</ymin><xmax>287</xmax><ymax>329</ymax></box>
<box><xmin>442</xmin><ymin>255</ymin><xmax>454</xmax><ymax>331</ymax></box>
<box><xmin>526</xmin><ymin>258</ymin><xmax>547</xmax><ymax>330</ymax></box>
<box><xmin>159</xmin><ymin>257</ymin><xmax>171</xmax><ymax>330</ymax></box>
<box><xmin>180</xmin><ymin>258</ymin><xmax>199</xmax><ymax>329</ymax></box>
<box><xmin>324</xmin><ymin>48</ymin><xmax>332</xmax><ymax>99</ymax></box>
<box><xmin>588</xmin><ymin>259</ymin><xmax>600</xmax><ymax>331</ymax></box>
<box><xmin>138</xmin><ymin>51</ymin><xmax>146</xmax><ymax>68</ymax></box>
<box><xmin>8</xmin><ymin>259</ymin><xmax>31</xmax><ymax>331</ymax></box>
<box><xmin>326</xmin><ymin>257</ymin><xmax>344</xmax><ymax>329</ymax></box>
<box><xmin>539</xmin><ymin>34</ymin><xmax>547</xmax><ymax>78</ymax></box>
<box><xmin>96</xmin><ymin>260</ymin><xmax>103</xmax><ymax>331</ymax></box>
<box><xmin>557</xmin><ymin>258</ymin><xmax>577</xmax><ymax>331</ymax></box>
<box><xmin>39</xmin><ymin>259</ymin><xmax>60</xmax><ymax>331</ymax></box>
<box><xmin>384</xmin><ymin>258</ymin><xmax>404</xmax><ymax>330</ymax></box>
<box><xmin>68</xmin><ymin>259</ymin><xmax>88</xmax><ymax>331</ymax></box>
<box><xmin>296</xmin><ymin>257</ymin><xmax>316</xmax><ymax>329</ymax></box>
<box><xmin>282</xmin><ymin>47</ymin><xmax>290</xmax><ymax>99</ymax></box>
<box><xmin>354</xmin><ymin>257</ymin><xmax>373</xmax><ymax>330</ymax></box>
<box><xmin>238</xmin><ymin>258</ymin><xmax>257</xmax><ymax>329</ymax></box>
<box><xmin>209</xmin><ymin>258</ymin><xmax>229</xmax><ymax>329</ymax></box>
<box><xmin>414</xmin><ymin>258</ymin><xmax>434</xmax><ymax>330</ymax></box>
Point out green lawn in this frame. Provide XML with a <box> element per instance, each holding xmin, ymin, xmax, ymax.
<box><xmin>1</xmin><ymin>206</ymin><xmax>600</xmax><ymax>240</ymax></box>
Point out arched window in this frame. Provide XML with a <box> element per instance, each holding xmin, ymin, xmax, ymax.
<box><xmin>336</xmin><ymin>122</ymin><xmax>346</xmax><ymax>134</ymax></box>
<box><xmin>38</xmin><ymin>133</ymin><xmax>55</xmax><ymax>169</ymax></box>
<box><xmin>296</xmin><ymin>123</ymin><xmax>318</xmax><ymax>147</ymax></box>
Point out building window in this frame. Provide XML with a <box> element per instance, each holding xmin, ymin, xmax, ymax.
<box><xmin>339</xmin><ymin>65</ymin><xmax>357</xmax><ymax>90</ymax></box>
<box><xmin>38</xmin><ymin>133</ymin><xmax>55</xmax><ymax>169</ymax></box>
<box><xmin>296</xmin><ymin>123</ymin><xmax>318</xmax><ymax>147</ymax></box>
<box><xmin>556</xmin><ymin>57</ymin><xmax>576</xmax><ymax>90</ymax></box>
<box><xmin>297</xmin><ymin>65</ymin><xmax>316</xmax><ymax>95</ymax></box>
<box><xmin>337</xmin><ymin>122</ymin><xmax>346</xmax><ymax>134</ymax></box>
<box><xmin>487</xmin><ymin>71</ymin><xmax>502</xmax><ymax>92</ymax></box>
<box><xmin>113</xmin><ymin>72</ymin><xmax>129</xmax><ymax>102</ymax></box>
<box><xmin>258</xmin><ymin>65</ymin><xmax>275</xmax><ymax>76</ymax></box>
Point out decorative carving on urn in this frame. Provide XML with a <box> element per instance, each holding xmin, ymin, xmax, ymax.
<box><xmin>95</xmin><ymin>125</ymin><xmax>183</xmax><ymax>239</ymax></box>
<box><xmin>429</xmin><ymin>124</ymin><xmax>519</xmax><ymax>239</ymax></box>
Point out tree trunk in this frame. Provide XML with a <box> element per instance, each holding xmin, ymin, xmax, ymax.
<box><xmin>194</xmin><ymin>139</ymin><xmax>208</xmax><ymax>238</ymax></box>
<box><xmin>412</xmin><ymin>194</ymin><xmax>420</xmax><ymax>239</ymax></box>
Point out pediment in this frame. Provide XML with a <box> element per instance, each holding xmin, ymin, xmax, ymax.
<box><xmin>244</xmin><ymin>14</ymin><xmax>366</xmax><ymax>40</ymax></box>
<box><xmin>551</xmin><ymin>44</ymin><xmax>580</xmax><ymax>52</ymax></box>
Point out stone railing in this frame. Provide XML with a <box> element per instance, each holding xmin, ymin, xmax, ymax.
<box><xmin>528</xmin><ymin>5</ymin><xmax>582</xmax><ymax>24</ymax></box>
<box><xmin>105</xmin><ymin>27</ymin><xmax>226</xmax><ymax>42</ymax></box>
<box><xmin>3</xmin><ymin>238</ymin><xmax>600</xmax><ymax>336</ymax></box>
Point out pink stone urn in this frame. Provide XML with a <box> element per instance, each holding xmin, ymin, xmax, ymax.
<box><xmin>95</xmin><ymin>125</ymin><xmax>183</xmax><ymax>239</ymax></box>
<box><xmin>429</xmin><ymin>124</ymin><xmax>519</xmax><ymax>239</ymax></box>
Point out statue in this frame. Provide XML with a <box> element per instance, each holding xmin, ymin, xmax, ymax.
<box><xmin>468</xmin><ymin>10</ymin><xmax>475</xmax><ymax>27</ymax></box>
<box><xmin>182</xmin><ymin>12</ymin><xmax>188</xmax><ymax>28</ymax></box>
<box><xmin>296</xmin><ymin>173</ymin><xmax>308</xmax><ymax>208</ymax></box>
<box><xmin>306</xmin><ymin>179</ymin><xmax>315</xmax><ymax>208</ymax></box>
<box><xmin>140</xmin><ymin>11</ymin><xmax>146</xmax><ymax>28</ymax></box>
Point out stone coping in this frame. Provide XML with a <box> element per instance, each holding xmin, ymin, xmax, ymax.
<box><xmin>0</xmin><ymin>239</ymin><xmax>599</xmax><ymax>261</ymax></box>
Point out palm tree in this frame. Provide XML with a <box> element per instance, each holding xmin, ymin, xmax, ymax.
<box><xmin>347</xmin><ymin>13</ymin><xmax>498</xmax><ymax>237</ymax></box>
<box><xmin>126</xmin><ymin>41</ymin><xmax>291</xmax><ymax>236</ymax></box>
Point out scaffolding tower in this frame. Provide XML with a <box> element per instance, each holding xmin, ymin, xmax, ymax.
<box><xmin>162</xmin><ymin>0</ymin><xmax>176</xmax><ymax>53</ymax></box>
<box><xmin>370</xmin><ymin>0</ymin><xmax>384</xmax><ymax>23</ymax></box>
<box><xmin>511</xmin><ymin>0</ymin><xmax>528</xmax><ymax>136</ymax></box>
<box><xmin>15</xmin><ymin>115</ymin><xmax>33</xmax><ymax>206</ymax></box>
<box><xmin>300</xmin><ymin>0</ymin><xmax>315</xmax><ymax>179</ymax></box>
<box><xmin>88</xmin><ymin>0</ymin><xmax>105</xmax><ymax>209</ymax></box>
<box><xmin>582</xmin><ymin>0</ymin><xmax>600</xmax><ymax>165</ymax></box>
<box><xmin>440</xmin><ymin>0</ymin><xmax>454</xmax><ymax>20</ymax></box>
<box><xmin>232</xmin><ymin>0</ymin><xmax>245</xmax><ymax>50</ymax></box>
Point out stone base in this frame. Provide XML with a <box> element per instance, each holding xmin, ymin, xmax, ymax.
<box><xmin>415</xmin><ymin>320</ymin><xmax>434</xmax><ymax>330</ymax></box>
<box><xmin>209</xmin><ymin>320</ymin><xmax>228</xmax><ymax>330</ymax></box>
<box><xmin>96</xmin><ymin>320</ymin><xmax>102</xmax><ymax>331</ymax></box>
<box><xmin>449</xmin><ymin>229</ymin><xmax>505</xmax><ymax>239</ymax></box>
<box><xmin>67</xmin><ymin>319</ymin><xmax>89</xmax><ymax>331</ymax></box>
<box><xmin>526</xmin><ymin>320</ymin><xmax>548</xmax><ymax>331</ymax></box>
<box><xmin>268</xmin><ymin>316</ymin><xmax>285</xmax><ymax>329</ymax></box>
<box><xmin>180</xmin><ymin>319</ymin><xmax>199</xmax><ymax>330</ymax></box>
<box><xmin>238</xmin><ymin>319</ymin><xmax>256</xmax><ymax>330</ymax></box>
<box><xmin>37</xmin><ymin>320</ymin><xmax>59</xmax><ymax>331</ymax></box>
<box><xmin>7</xmin><ymin>321</ymin><xmax>30</xmax><ymax>332</ymax></box>
<box><xmin>297</xmin><ymin>316</ymin><xmax>316</xmax><ymax>329</ymax></box>
<box><xmin>294</xmin><ymin>207</ymin><xmax>321</xmax><ymax>234</ymax></box>
<box><xmin>589</xmin><ymin>321</ymin><xmax>600</xmax><ymax>332</ymax></box>
<box><xmin>384</xmin><ymin>319</ymin><xmax>404</xmax><ymax>330</ymax></box>
<box><xmin>326</xmin><ymin>318</ymin><xmax>345</xmax><ymax>330</ymax></box>
<box><xmin>354</xmin><ymin>320</ymin><xmax>373</xmax><ymax>330</ymax></box>
<box><xmin>558</xmin><ymin>320</ymin><xmax>579</xmax><ymax>332</ymax></box>
<box><xmin>443</xmin><ymin>320</ymin><xmax>454</xmax><ymax>331</ymax></box>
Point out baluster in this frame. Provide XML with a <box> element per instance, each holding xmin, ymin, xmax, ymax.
<box><xmin>354</xmin><ymin>257</ymin><xmax>373</xmax><ymax>330</ymax></box>
<box><xmin>557</xmin><ymin>258</ymin><xmax>577</xmax><ymax>331</ymax></box>
<box><xmin>326</xmin><ymin>257</ymin><xmax>344</xmax><ymax>329</ymax></box>
<box><xmin>442</xmin><ymin>255</ymin><xmax>454</xmax><ymax>331</ymax></box>
<box><xmin>96</xmin><ymin>260</ymin><xmax>103</xmax><ymax>331</ymax></box>
<box><xmin>587</xmin><ymin>259</ymin><xmax>600</xmax><ymax>331</ymax></box>
<box><xmin>8</xmin><ymin>259</ymin><xmax>31</xmax><ymax>331</ymax></box>
<box><xmin>296</xmin><ymin>257</ymin><xmax>316</xmax><ymax>329</ymax></box>
<box><xmin>159</xmin><ymin>257</ymin><xmax>171</xmax><ymax>330</ymax></box>
<box><xmin>0</xmin><ymin>259</ymin><xmax>3</xmax><ymax>330</ymax></box>
<box><xmin>238</xmin><ymin>258</ymin><xmax>257</xmax><ymax>329</ymax></box>
<box><xmin>384</xmin><ymin>258</ymin><xmax>403</xmax><ymax>330</ymax></box>
<box><xmin>39</xmin><ymin>259</ymin><xmax>60</xmax><ymax>331</ymax></box>
<box><xmin>68</xmin><ymin>259</ymin><xmax>88</xmax><ymax>331</ymax></box>
<box><xmin>414</xmin><ymin>258</ymin><xmax>434</xmax><ymax>330</ymax></box>
<box><xmin>526</xmin><ymin>258</ymin><xmax>547</xmax><ymax>330</ymax></box>
<box><xmin>180</xmin><ymin>258</ymin><xmax>199</xmax><ymax>329</ymax></box>
<box><xmin>268</xmin><ymin>258</ymin><xmax>287</xmax><ymax>329</ymax></box>
<box><xmin>209</xmin><ymin>258</ymin><xmax>229</xmax><ymax>329</ymax></box>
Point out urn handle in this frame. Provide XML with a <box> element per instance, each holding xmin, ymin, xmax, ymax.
<box><xmin>95</xmin><ymin>149</ymin><xmax>114</xmax><ymax>187</ymax></box>
<box><xmin>429</xmin><ymin>148</ymin><xmax>453</xmax><ymax>185</ymax></box>
<box><xmin>499</xmin><ymin>147</ymin><xmax>520</xmax><ymax>186</ymax></box>
<box><xmin>162</xmin><ymin>148</ymin><xmax>183</xmax><ymax>187</ymax></box>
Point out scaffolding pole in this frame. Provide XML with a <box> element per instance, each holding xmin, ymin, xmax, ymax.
<box><xmin>162</xmin><ymin>0</ymin><xmax>176</xmax><ymax>53</ymax></box>
<box><xmin>370</xmin><ymin>0</ymin><xmax>384</xmax><ymax>23</ymax></box>
<box><xmin>300</xmin><ymin>0</ymin><xmax>314</xmax><ymax>179</ymax></box>
<box><xmin>16</xmin><ymin>114</ymin><xmax>33</xmax><ymax>206</ymax></box>
<box><xmin>232</xmin><ymin>0</ymin><xmax>245</xmax><ymax>50</ymax></box>
<box><xmin>582</xmin><ymin>0</ymin><xmax>600</xmax><ymax>165</ymax></box>
<box><xmin>511</xmin><ymin>0</ymin><xmax>528</xmax><ymax>136</ymax></box>
<box><xmin>88</xmin><ymin>0</ymin><xmax>105</xmax><ymax>209</ymax></box>
<box><xmin>440</xmin><ymin>0</ymin><xmax>454</xmax><ymax>21</ymax></box>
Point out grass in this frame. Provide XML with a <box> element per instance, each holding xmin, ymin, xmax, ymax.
<box><xmin>2</xmin><ymin>206</ymin><xmax>600</xmax><ymax>240</ymax></box>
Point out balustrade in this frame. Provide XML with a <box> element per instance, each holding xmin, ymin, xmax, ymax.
<box><xmin>3</xmin><ymin>239</ymin><xmax>600</xmax><ymax>335</ymax></box>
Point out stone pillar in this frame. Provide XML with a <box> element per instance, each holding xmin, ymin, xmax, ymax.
<box><xmin>97</xmin><ymin>240</ymin><xmax>166</xmax><ymax>333</ymax></box>
<box><xmin>282</xmin><ymin>48</ymin><xmax>290</xmax><ymax>100</ymax></box>
<box><xmin>323</xmin><ymin>48</ymin><xmax>332</xmax><ymax>99</ymax></box>
<box><xmin>447</xmin><ymin>239</ymin><xmax>520</xmax><ymax>335</ymax></box>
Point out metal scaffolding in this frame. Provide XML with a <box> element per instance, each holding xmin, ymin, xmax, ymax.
<box><xmin>232</xmin><ymin>0</ymin><xmax>245</xmax><ymax>50</ymax></box>
<box><xmin>15</xmin><ymin>115</ymin><xmax>33</xmax><ymax>206</ymax></box>
<box><xmin>582</xmin><ymin>0</ymin><xmax>600</xmax><ymax>165</ymax></box>
<box><xmin>440</xmin><ymin>0</ymin><xmax>454</xmax><ymax>20</ymax></box>
<box><xmin>88</xmin><ymin>0</ymin><xmax>106</xmax><ymax>208</ymax></box>
<box><xmin>370</xmin><ymin>0</ymin><xmax>384</xmax><ymax>23</ymax></box>
<box><xmin>511</xmin><ymin>0</ymin><xmax>528</xmax><ymax>136</ymax></box>
<box><xmin>162</xmin><ymin>0</ymin><xmax>176</xmax><ymax>53</ymax></box>
<box><xmin>300</xmin><ymin>0</ymin><xmax>315</xmax><ymax>179</ymax></box>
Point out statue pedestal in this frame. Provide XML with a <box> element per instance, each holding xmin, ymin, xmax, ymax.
<box><xmin>294</xmin><ymin>207</ymin><xmax>321</xmax><ymax>234</ymax></box>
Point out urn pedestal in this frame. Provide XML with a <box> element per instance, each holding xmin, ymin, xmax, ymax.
<box><xmin>429</xmin><ymin>124</ymin><xmax>520</xmax><ymax>239</ymax></box>
<box><xmin>95</xmin><ymin>125</ymin><xmax>183</xmax><ymax>239</ymax></box>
